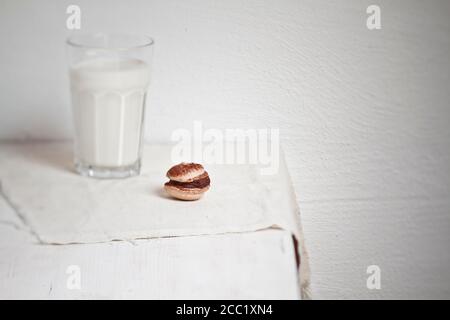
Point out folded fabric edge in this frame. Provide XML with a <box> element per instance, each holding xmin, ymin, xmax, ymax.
<box><xmin>279</xmin><ymin>146</ymin><xmax>312</xmax><ymax>300</ymax></box>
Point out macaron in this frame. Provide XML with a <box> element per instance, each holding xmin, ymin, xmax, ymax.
<box><xmin>164</xmin><ymin>163</ymin><xmax>210</xmax><ymax>200</ymax></box>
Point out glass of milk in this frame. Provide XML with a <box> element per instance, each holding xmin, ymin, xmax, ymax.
<box><xmin>67</xmin><ymin>33</ymin><xmax>154</xmax><ymax>178</ymax></box>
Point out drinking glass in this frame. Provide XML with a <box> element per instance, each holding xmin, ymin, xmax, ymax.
<box><xmin>66</xmin><ymin>33</ymin><xmax>154</xmax><ymax>178</ymax></box>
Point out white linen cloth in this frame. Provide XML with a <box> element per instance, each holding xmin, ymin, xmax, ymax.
<box><xmin>0</xmin><ymin>142</ymin><xmax>310</xmax><ymax>298</ymax></box>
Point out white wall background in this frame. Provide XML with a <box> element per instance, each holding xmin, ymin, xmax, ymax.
<box><xmin>1</xmin><ymin>0</ymin><xmax>449</xmax><ymax>299</ymax></box>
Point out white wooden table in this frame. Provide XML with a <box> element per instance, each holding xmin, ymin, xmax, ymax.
<box><xmin>0</xmin><ymin>194</ymin><xmax>300</xmax><ymax>299</ymax></box>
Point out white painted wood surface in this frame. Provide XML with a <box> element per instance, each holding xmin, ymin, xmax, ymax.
<box><xmin>0</xmin><ymin>196</ymin><xmax>300</xmax><ymax>299</ymax></box>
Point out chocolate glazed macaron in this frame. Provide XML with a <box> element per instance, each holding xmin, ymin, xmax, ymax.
<box><xmin>164</xmin><ymin>163</ymin><xmax>210</xmax><ymax>200</ymax></box>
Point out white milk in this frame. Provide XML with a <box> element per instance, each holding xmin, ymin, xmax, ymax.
<box><xmin>70</xmin><ymin>58</ymin><xmax>150</xmax><ymax>167</ymax></box>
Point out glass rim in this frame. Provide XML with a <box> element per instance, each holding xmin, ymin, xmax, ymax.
<box><xmin>66</xmin><ymin>33</ymin><xmax>154</xmax><ymax>51</ymax></box>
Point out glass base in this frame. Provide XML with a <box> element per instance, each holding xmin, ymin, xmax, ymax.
<box><xmin>74</xmin><ymin>159</ymin><xmax>141</xmax><ymax>179</ymax></box>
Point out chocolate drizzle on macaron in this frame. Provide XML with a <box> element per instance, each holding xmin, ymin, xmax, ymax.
<box><xmin>164</xmin><ymin>163</ymin><xmax>210</xmax><ymax>200</ymax></box>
